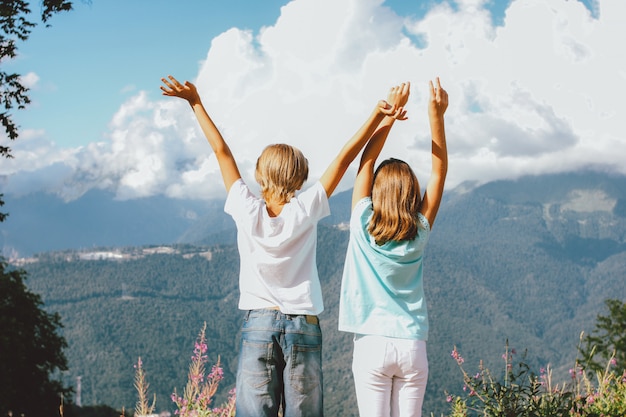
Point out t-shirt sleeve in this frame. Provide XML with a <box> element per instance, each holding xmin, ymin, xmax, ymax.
<box><xmin>352</xmin><ymin>197</ymin><xmax>372</xmax><ymax>217</ymax></box>
<box><xmin>349</xmin><ymin>197</ymin><xmax>373</xmax><ymax>242</ymax></box>
<box><xmin>298</xmin><ymin>181</ymin><xmax>331</xmax><ymax>221</ymax></box>
<box><xmin>417</xmin><ymin>212</ymin><xmax>431</xmax><ymax>233</ymax></box>
<box><xmin>224</xmin><ymin>179</ymin><xmax>252</xmax><ymax>220</ymax></box>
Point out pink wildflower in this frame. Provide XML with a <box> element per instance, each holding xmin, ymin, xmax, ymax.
<box><xmin>209</xmin><ymin>364</ymin><xmax>224</xmax><ymax>381</ymax></box>
<box><xmin>195</xmin><ymin>341</ymin><xmax>208</xmax><ymax>354</ymax></box>
<box><xmin>451</xmin><ymin>347</ymin><xmax>465</xmax><ymax>365</ymax></box>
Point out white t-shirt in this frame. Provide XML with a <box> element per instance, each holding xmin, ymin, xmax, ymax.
<box><xmin>224</xmin><ymin>179</ymin><xmax>330</xmax><ymax>315</ymax></box>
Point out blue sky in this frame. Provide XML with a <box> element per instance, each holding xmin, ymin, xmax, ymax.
<box><xmin>9</xmin><ymin>0</ymin><xmax>295</xmax><ymax>148</ymax></box>
<box><xmin>2</xmin><ymin>0</ymin><xmax>623</xmax><ymax>202</ymax></box>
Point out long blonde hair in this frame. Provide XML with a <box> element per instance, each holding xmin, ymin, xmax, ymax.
<box><xmin>368</xmin><ymin>158</ymin><xmax>422</xmax><ymax>245</ymax></box>
<box><xmin>255</xmin><ymin>144</ymin><xmax>309</xmax><ymax>204</ymax></box>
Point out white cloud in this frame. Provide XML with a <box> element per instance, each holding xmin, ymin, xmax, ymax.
<box><xmin>2</xmin><ymin>0</ymin><xmax>624</xmax><ymax>201</ymax></box>
<box><xmin>20</xmin><ymin>72</ymin><xmax>40</xmax><ymax>89</ymax></box>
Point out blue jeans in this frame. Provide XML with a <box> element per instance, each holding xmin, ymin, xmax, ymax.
<box><xmin>235</xmin><ymin>308</ymin><xmax>324</xmax><ymax>417</ymax></box>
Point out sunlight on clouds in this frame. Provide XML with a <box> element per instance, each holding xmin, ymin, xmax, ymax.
<box><xmin>189</xmin><ymin>0</ymin><xmax>423</xmax><ymax>194</ymax></box>
<box><xmin>408</xmin><ymin>0</ymin><xmax>625</xmax><ymax>185</ymax></box>
<box><xmin>165</xmin><ymin>156</ymin><xmax>228</xmax><ymax>200</ymax></box>
<box><xmin>3</xmin><ymin>0</ymin><xmax>624</xmax><ymax>201</ymax></box>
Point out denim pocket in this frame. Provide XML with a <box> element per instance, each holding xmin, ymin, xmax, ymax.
<box><xmin>289</xmin><ymin>343</ymin><xmax>322</xmax><ymax>395</ymax></box>
<box><xmin>240</xmin><ymin>340</ymin><xmax>274</xmax><ymax>390</ymax></box>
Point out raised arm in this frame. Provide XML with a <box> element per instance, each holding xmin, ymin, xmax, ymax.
<box><xmin>352</xmin><ymin>83</ymin><xmax>410</xmax><ymax>208</ymax></box>
<box><xmin>419</xmin><ymin>77</ymin><xmax>448</xmax><ymax>228</ymax></box>
<box><xmin>319</xmin><ymin>93</ymin><xmax>404</xmax><ymax>198</ymax></box>
<box><xmin>160</xmin><ymin>75</ymin><xmax>241</xmax><ymax>192</ymax></box>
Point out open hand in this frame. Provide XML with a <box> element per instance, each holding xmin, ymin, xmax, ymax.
<box><xmin>160</xmin><ymin>75</ymin><xmax>201</xmax><ymax>105</ymax></box>
<box><xmin>388</xmin><ymin>82</ymin><xmax>410</xmax><ymax>109</ymax></box>
<box><xmin>379</xmin><ymin>82</ymin><xmax>410</xmax><ymax>120</ymax></box>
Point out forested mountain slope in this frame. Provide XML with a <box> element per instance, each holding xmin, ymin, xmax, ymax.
<box><xmin>19</xmin><ymin>171</ymin><xmax>626</xmax><ymax>416</ymax></box>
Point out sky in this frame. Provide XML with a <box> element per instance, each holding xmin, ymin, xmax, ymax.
<box><xmin>1</xmin><ymin>0</ymin><xmax>623</xmax><ymax>202</ymax></box>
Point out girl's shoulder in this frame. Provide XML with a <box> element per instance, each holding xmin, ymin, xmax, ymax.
<box><xmin>353</xmin><ymin>196</ymin><xmax>373</xmax><ymax>212</ymax></box>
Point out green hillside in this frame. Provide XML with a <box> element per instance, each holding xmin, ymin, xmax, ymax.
<box><xmin>19</xmin><ymin>172</ymin><xmax>626</xmax><ymax>416</ymax></box>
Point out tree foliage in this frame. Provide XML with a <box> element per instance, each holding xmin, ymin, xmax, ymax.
<box><xmin>0</xmin><ymin>193</ymin><xmax>6</xmax><ymax>222</ymax></box>
<box><xmin>0</xmin><ymin>259</ymin><xmax>71</xmax><ymax>416</ymax></box>
<box><xmin>0</xmin><ymin>0</ymin><xmax>73</xmax><ymax>158</ymax></box>
<box><xmin>580</xmin><ymin>298</ymin><xmax>626</xmax><ymax>373</ymax></box>
<box><xmin>1</xmin><ymin>3</ymin><xmax>75</xmax><ymax>408</ymax></box>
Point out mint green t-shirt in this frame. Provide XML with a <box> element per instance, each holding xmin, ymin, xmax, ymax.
<box><xmin>338</xmin><ymin>197</ymin><xmax>431</xmax><ymax>340</ymax></box>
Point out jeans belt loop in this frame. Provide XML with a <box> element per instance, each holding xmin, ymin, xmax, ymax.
<box><xmin>267</xmin><ymin>306</ymin><xmax>318</xmax><ymax>325</ymax></box>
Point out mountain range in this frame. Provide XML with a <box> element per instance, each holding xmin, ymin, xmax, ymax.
<box><xmin>7</xmin><ymin>170</ymin><xmax>626</xmax><ymax>416</ymax></box>
<box><xmin>1</xmin><ymin>183</ymin><xmax>355</xmax><ymax>258</ymax></box>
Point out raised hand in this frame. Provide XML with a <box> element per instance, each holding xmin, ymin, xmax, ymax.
<box><xmin>389</xmin><ymin>82</ymin><xmax>410</xmax><ymax>112</ymax></box>
<box><xmin>428</xmin><ymin>77</ymin><xmax>448</xmax><ymax>119</ymax></box>
<box><xmin>159</xmin><ymin>74</ymin><xmax>241</xmax><ymax>190</ymax></box>
<box><xmin>379</xmin><ymin>82</ymin><xmax>410</xmax><ymax>120</ymax></box>
<box><xmin>160</xmin><ymin>75</ymin><xmax>201</xmax><ymax>105</ymax></box>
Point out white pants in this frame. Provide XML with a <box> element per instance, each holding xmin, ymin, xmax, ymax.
<box><xmin>352</xmin><ymin>335</ymin><xmax>428</xmax><ymax>417</ymax></box>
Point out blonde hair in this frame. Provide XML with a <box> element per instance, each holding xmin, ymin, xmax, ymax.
<box><xmin>368</xmin><ymin>158</ymin><xmax>422</xmax><ymax>245</ymax></box>
<box><xmin>255</xmin><ymin>144</ymin><xmax>309</xmax><ymax>204</ymax></box>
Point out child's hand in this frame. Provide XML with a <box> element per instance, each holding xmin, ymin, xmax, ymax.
<box><xmin>376</xmin><ymin>100</ymin><xmax>404</xmax><ymax>119</ymax></box>
<box><xmin>379</xmin><ymin>82</ymin><xmax>410</xmax><ymax>120</ymax></box>
<box><xmin>428</xmin><ymin>77</ymin><xmax>448</xmax><ymax>118</ymax></box>
<box><xmin>160</xmin><ymin>75</ymin><xmax>201</xmax><ymax>105</ymax></box>
<box><xmin>387</xmin><ymin>82</ymin><xmax>410</xmax><ymax>110</ymax></box>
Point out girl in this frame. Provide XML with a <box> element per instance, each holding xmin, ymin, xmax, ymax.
<box><xmin>338</xmin><ymin>78</ymin><xmax>449</xmax><ymax>417</ymax></box>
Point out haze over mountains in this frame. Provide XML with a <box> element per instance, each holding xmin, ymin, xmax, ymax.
<box><xmin>2</xmin><ymin>181</ymin><xmax>353</xmax><ymax>258</ymax></box>
<box><xmin>7</xmin><ymin>170</ymin><xmax>626</xmax><ymax>415</ymax></box>
<box><xmin>4</xmin><ymin>169</ymin><xmax>626</xmax><ymax>259</ymax></box>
